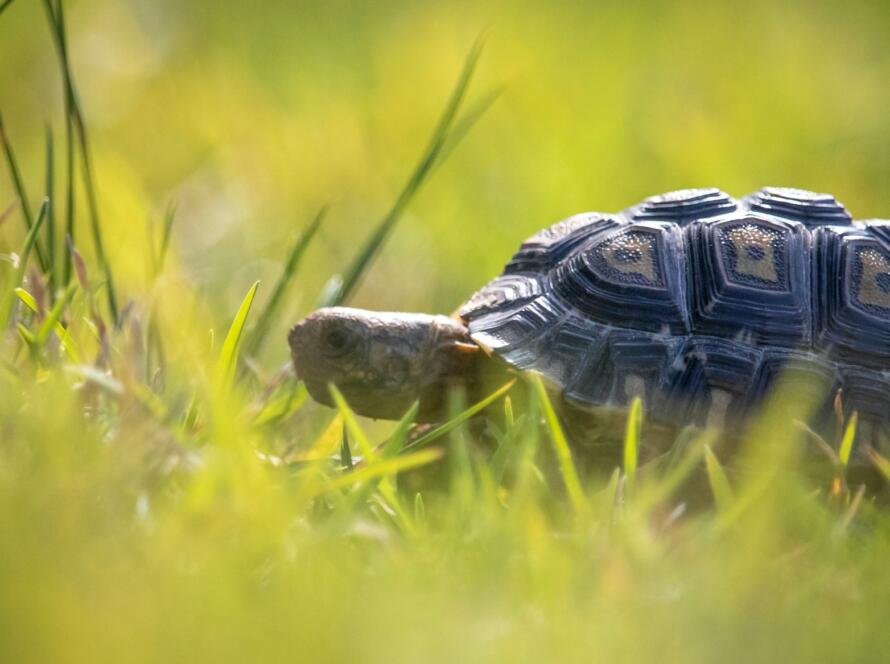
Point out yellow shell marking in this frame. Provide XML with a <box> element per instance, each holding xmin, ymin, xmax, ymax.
<box><xmin>726</xmin><ymin>225</ymin><xmax>779</xmax><ymax>283</ymax></box>
<box><xmin>856</xmin><ymin>248</ymin><xmax>890</xmax><ymax>310</ymax></box>
<box><xmin>601</xmin><ymin>233</ymin><xmax>657</xmax><ymax>282</ymax></box>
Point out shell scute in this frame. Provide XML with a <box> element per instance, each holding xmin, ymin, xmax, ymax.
<box><xmin>746</xmin><ymin>187</ymin><xmax>851</xmax><ymax>226</ymax></box>
<box><xmin>814</xmin><ymin>226</ymin><xmax>890</xmax><ymax>367</ymax></box>
<box><xmin>632</xmin><ymin>188</ymin><xmax>736</xmax><ymax>224</ymax></box>
<box><xmin>689</xmin><ymin>214</ymin><xmax>811</xmax><ymax>346</ymax></box>
<box><xmin>550</xmin><ymin>221</ymin><xmax>689</xmax><ymax>334</ymax></box>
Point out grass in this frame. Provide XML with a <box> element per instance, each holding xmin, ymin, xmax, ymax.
<box><xmin>2</xmin><ymin>3</ymin><xmax>890</xmax><ymax>663</ymax></box>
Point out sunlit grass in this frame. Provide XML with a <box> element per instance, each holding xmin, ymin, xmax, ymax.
<box><xmin>1</xmin><ymin>3</ymin><xmax>890</xmax><ymax>663</ymax></box>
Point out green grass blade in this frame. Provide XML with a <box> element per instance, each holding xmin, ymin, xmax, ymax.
<box><xmin>151</xmin><ymin>201</ymin><xmax>177</xmax><ymax>278</ymax></box>
<box><xmin>433</xmin><ymin>86</ymin><xmax>503</xmax><ymax>170</ymax></box>
<box><xmin>838</xmin><ymin>411</ymin><xmax>858</xmax><ymax>468</ymax></box>
<box><xmin>704</xmin><ymin>445</ymin><xmax>734</xmax><ymax>512</ymax></box>
<box><xmin>314</xmin><ymin>448</ymin><xmax>443</xmax><ymax>496</ymax></box>
<box><xmin>623</xmin><ymin>396</ymin><xmax>642</xmax><ymax>493</ymax></box>
<box><xmin>214</xmin><ymin>280</ymin><xmax>260</xmax><ymax>391</ymax></box>
<box><xmin>328</xmin><ymin>383</ymin><xmax>377</xmax><ymax>461</ymax></box>
<box><xmin>403</xmin><ymin>379</ymin><xmax>515</xmax><ymax>452</ymax></box>
<box><xmin>34</xmin><ymin>281</ymin><xmax>76</xmax><ymax>349</ymax></box>
<box><xmin>339</xmin><ymin>424</ymin><xmax>354</xmax><ymax>470</ymax></box>
<box><xmin>0</xmin><ymin>0</ymin><xmax>15</xmax><ymax>15</ymax></box>
<box><xmin>325</xmin><ymin>36</ymin><xmax>488</xmax><ymax>306</ymax></box>
<box><xmin>44</xmin><ymin>125</ymin><xmax>56</xmax><ymax>294</ymax></box>
<box><xmin>531</xmin><ymin>374</ymin><xmax>586</xmax><ymax>515</ymax></box>
<box><xmin>381</xmin><ymin>400</ymin><xmax>419</xmax><ymax>457</ymax></box>
<box><xmin>43</xmin><ymin>0</ymin><xmax>118</xmax><ymax>323</ymax></box>
<box><xmin>14</xmin><ymin>287</ymin><xmax>81</xmax><ymax>362</ymax></box>
<box><xmin>0</xmin><ymin>112</ymin><xmax>49</xmax><ymax>272</ymax></box>
<box><xmin>0</xmin><ymin>199</ymin><xmax>49</xmax><ymax>330</ymax></box>
<box><xmin>246</xmin><ymin>206</ymin><xmax>326</xmax><ymax>355</ymax></box>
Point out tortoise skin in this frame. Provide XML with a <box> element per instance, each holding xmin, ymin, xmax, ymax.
<box><xmin>459</xmin><ymin>187</ymin><xmax>890</xmax><ymax>427</ymax></box>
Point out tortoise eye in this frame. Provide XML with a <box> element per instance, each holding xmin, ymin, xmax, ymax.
<box><xmin>321</xmin><ymin>324</ymin><xmax>353</xmax><ymax>358</ymax></box>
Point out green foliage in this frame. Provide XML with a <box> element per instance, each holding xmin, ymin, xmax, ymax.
<box><xmin>1</xmin><ymin>3</ymin><xmax>890</xmax><ymax>663</ymax></box>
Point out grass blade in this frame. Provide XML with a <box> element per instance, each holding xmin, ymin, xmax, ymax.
<box><xmin>215</xmin><ymin>281</ymin><xmax>260</xmax><ymax>391</ymax></box>
<box><xmin>43</xmin><ymin>0</ymin><xmax>119</xmax><ymax>322</ymax></box>
<box><xmin>14</xmin><ymin>287</ymin><xmax>81</xmax><ymax>362</ymax></box>
<box><xmin>381</xmin><ymin>400</ymin><xmax>419</xmax><ymax>457</ymax></box>
<box><xmin>339</xmin><ymin>424</ymin><xmax>354</xmax><ymax>470</ymax></box>
<box><xmin>34</xmin><ymin>281</ymin><xmax>77</xmax><ymax>350</ymax></box>
<box><xmin>151</xmin><ymin>201</ymin><xmax>177</xmax><ymax>278</ymax></box>
<box><xmin>0</xmin><ymin>112</ymin><xmax>49</xmax><ymax>272</ymax></box>
<box><xmin>704</xmin><ymin>445</ymin><xmax>734</xmax><ymax>512</ymax></box>
<box><xmin>246</xmin><ymin>206</ymin><xmax>326</xmax><ymax>355</ymax></box>
<box><xmin>531</xmin><ymin>374</ymin><xmax>586</xmax><ymax>515</ymax></box>
<box><xmin>623</xmin><ymin>396</ymin><xmax>642</xmax><ymax>493</ymax></box>
<box><xmin>838</xmin><ymin>411</ymin><xmax>858</xmax><ymax>468</ymax></box>
<box><xmin>0</xmin><ymin>0</ymin><xmax>14</xmax><ymax>15</ymax></box>
<box><xmin>404</xmin><ymin>379</ymin><xmax>515</xmax><ymax>452</ymax></box>
<box><xmin>325</xmin><ymin>35</ymin><xmax>488</xmax><ymax>306</ymax></box>
<box><xmin>0</xmin><ymin>199</ymin><xmax>49</xmax><ymax>330</ymax></box>
<box><xmin>44</xmin><ymin>125</ymin><xmax>57</xmax><ymax>294</ymax></box>
<box><xmin>314</xmin><ymin>448</ymin><xmax>443</xmax><ymax>496</ymax></box>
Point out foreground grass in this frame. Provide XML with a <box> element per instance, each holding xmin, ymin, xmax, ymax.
<box><xmin>2</xmin><ymin>4</ymin><xmax>890</xmax><ymax>663</ymax></box>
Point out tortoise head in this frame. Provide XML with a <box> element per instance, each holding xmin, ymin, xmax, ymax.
<box><xmin>289</xmin><ymin>307</ymin><xmax>483</xmax><ymax>421</ymax></box>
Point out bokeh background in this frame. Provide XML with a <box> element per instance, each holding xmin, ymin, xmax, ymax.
<box><xmin>3</xmin><ymin>0</ymin><xmax>890</xmax><ymax>363</ymax></box>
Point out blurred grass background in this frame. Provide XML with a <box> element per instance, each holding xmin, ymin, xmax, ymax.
<box><xmin>3</xmin><ymin>2</ymin><xmax>890</xmax><ymax>663</ymax></box>
<box><xmin>4</xmin><ymin>0</ymin><xmax>890</xmax><ymax>346</ymax></box>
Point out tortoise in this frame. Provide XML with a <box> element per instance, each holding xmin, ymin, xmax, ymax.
<box><xmin>288</xmin><ymin>187</ymin><xmax>890</xmax><ymax>439</ymax></box>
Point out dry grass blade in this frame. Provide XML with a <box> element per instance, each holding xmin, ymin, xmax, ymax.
<box><xmin>325</xmin><ymin>35</ymin><xmax>490</xmax><ymax>306</ymax></box>
<box><xmin>246</xmin><ymin>206</ymin><xmax>327</xmax><ymax>355</ymax></box>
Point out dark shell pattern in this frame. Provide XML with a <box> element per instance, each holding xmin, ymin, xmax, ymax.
<box><xmin>458</xmin><ymin>187</ymin><xmax>890</xmax><ymax>428</ymax></box>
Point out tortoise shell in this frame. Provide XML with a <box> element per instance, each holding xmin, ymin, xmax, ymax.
<box><xmin>458</xmin><ymin>187</ymin><xmax>890</xmax><ymax>427</ymax></box>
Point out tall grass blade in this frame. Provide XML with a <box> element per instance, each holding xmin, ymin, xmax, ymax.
<box><xmin>246</xmin><ymin>206</ymin><xmax>326</xmax><ymax>355</ymax></box>
<box><xmin>0</xmin><ymin>0</ymin><xmax>15</xmax><ymax>15</ymax></box>
<box><xmin>0</xmin><ymin>112</ymin><xmax>49</xmax><ymax>272</ymax></box>
<box><xmin>531</xmin><ymin>374</ymin><xmax>586</xmax><ymax>515</ymax></box>
<box><xmin>404</xmin><ymin>379</ymin><xmax>515</xmax><ymax>451</ymax></box>
<box><xmin>44</xmin><ymin>125</ymin><xmax>57</xmax><ymax>294</ymax></box>
<box><xmin>434</xmin><ymin>86</ymin><xmax>503</xmax><ymax>169</ymax></box>
<box><xmin>43</xmin><ymin>0</ymin><xmax>119</xmax><ymax>322</ymax></box>
<box><xmin>215</xmin><ymin>280</ymin><xmax>260</xmax><ymax>391</ymax></box>
<box><xmin>325</xmin><ymin>35</ymin><xmax>489</xmax><ymax>306</ymax></box>
<box><xmin>623</xmin><ymin>396</ymin><xmax>642</xmax><ymax>493</ymax></box>
<box><xmin>704</xmin><ymin>445</ymin><xmax>734</xmax><ymax>512</ymax></box>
